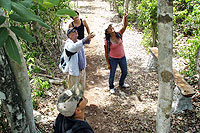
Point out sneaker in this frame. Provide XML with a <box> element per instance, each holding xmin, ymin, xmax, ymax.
<box><xmin>110</xmin><ymin>88</ymin><xmax>115</xmax><ymax>94</ymax></box>
<box><xmin>120</xmin><ymin>83</ymin><xmax>130</xmax><ymax>88</ymax></box>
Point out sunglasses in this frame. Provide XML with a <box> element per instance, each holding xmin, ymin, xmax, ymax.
<box><xmin>77</xmin><ymin>98</ymin><xmax>83</xmax><ymax>107</ymax></box>
<box><xmin>71</xmin><ymin>29</ymin><xmax>77</xmax><ymax>33</ymax></box>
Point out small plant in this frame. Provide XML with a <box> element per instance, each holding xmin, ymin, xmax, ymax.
<box><xmin>178</xmin><ymin>36</ymin><xmax>200</xmax><ymax>79</ymax></box>
<box><xmin>31</xmin><ymin>77</ymin><xmax>50</xmax><ymax>109</ymax></box>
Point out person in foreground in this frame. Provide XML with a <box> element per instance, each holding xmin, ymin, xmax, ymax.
<box><xmin>61</xmin><ymin>27</ymin><xmax>95</xmax><ymax>90</ymax></box>
<box><xmin>104</xmin><ymin>12</ymin><xmax>129</xmax><ymax>94</ymax></box>
<box><xmin>54</xmin><ymin>83</ymin><xmax>94</xmax><ymax>133</ymax></box>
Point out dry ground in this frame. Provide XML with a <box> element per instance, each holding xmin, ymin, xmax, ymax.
<box><xmin>35</xmin><ymin>0</ymin><xmax>200</xmax><ymax>132</ymax></box>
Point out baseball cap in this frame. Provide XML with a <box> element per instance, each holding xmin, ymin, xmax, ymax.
<box><xmin>67</xmin><ymin>27</ymin><xmax>78</xmax><ymax>37</ymax></box>
<box><xmin>57</xmin><ymin>82</ymin><xmax>84</xmax><ymax>117</ymax></box>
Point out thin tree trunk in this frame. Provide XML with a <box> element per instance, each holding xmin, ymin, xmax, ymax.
<box><xmin>196</xmin><ymin>45</ymin><xmax>200</xmax><ymax>89</ymax></box>
<box><xmin>109</xmin><ymin>0</ymin><xmax>114</xmax><ymax>11</ymax></box>
<box><xmin>152</xmin><ymin>22</ymin><xmax>156</xmax><ymax>47</ymax></box>
<box><xmin>156</xmin><ymin>0</ymin><xmax>173</xmax><ymax>132</ymax></box>
<box><xmin>122</xmin><ymin>0</ymin><xmax>129</xmax><ymax>23</ymax></box>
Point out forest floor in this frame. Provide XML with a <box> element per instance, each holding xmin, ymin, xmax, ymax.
<box><xmin>35</xmin><ymin>0</ymin><xmax>200</xmax><ymax>132</ymax></box>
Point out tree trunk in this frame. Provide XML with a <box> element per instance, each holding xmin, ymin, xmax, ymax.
<box><xmin>122</xmin><ymin>0</ymin><xmax>129</xmax><ymax>23</ymax></box>
<box><xmin>113</xmin><ymin>0</ymin><xmax>118</xmax><ymax>12</ymax></box>
<box><xmin>0</xmin><ymin>9</ymin><xmax>36</xmax><ymax>132</ymax></box>
<box><xmin>7</xmin><ymin>30</ymin><xmax>36</xmax><ymax>133</ymax></box>
<box><xmin>109</xmin><ymin>0</ymin><xmax>114</xmax><ymax>11</ymax></box>
<box><xmin>0</xmin><ymin>48</ymin><xmax>30</xmax><ymax>132</ymax></box>
<box><xmin>156</xmin><ymin>0</ymin><xmax>173</xmax><ymax>133</ymax></box>
<box><xmin>123</xmin><ymin>0</ymin><xmax>129</xmax><ymax>12</ymax></box>
<box><xmin>196</xmin><ymin>45</ymin><xmax>200</xmax><ymax>89</ymax></box>
<box><xmin>152</xmin><ymin>22</ymin><xmax>156</xmax><ymax>47</ymax></box>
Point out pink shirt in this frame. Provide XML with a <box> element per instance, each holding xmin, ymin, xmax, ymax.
<box><xmin>104</xmin><ymin>32</ymin><xmax>125</xmax><ymax>58</ymax></box>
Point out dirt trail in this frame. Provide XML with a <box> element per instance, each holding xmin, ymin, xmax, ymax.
<box><xmin>35</xmin><ymin>0</ymin><xmax>200</xmax><ymax>132</ymax></box>
<box><xmin>67</xmin><ymin>0</ymin><xmax>159</xmax><ymax>132</ymax></box>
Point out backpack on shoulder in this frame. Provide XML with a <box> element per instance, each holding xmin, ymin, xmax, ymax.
<box><xmin>59</xmin><ymin>49</ymin><xmax>77</xmax><ymax>72</ymax></box>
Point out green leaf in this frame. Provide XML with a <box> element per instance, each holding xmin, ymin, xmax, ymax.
<box><xmin>41</xmin><ymin>0</ymin><xmax>60</xmax><ymax>9</ymax></box>
<box><xmin>47</xmin><ymin>0</ymin><xmax>60</xmax><ymax>5</ymax></box>
<box><xmin>10</xmin><ymin>26</ymin><xmax>36</xmax><ymax>43</ymax></box>
<box><xmin>185</xmin><ymin>0</ymin><xmax>191</xmax><ymax>3</ymax></box>
<box><xmin>11</xmin><ymin>2</ymin><xmax>50</xmax><ymax>28</ymax></box>
<box><xmin>33</xmin><ymin>0</ymin><xmax>42</xmax><ymax>4</ymax></box>
<box><xmin>36</xmin><ymin>19</ymin><xmax>50</xmax><ymax>28</ymax></box>
<box><xmin>9</xmin><ymin>13</ymin><xmax>30</xmax><ymax>22</ymax></box>
<box><xmin>42</xmin><ymin>2</ymin><xmax>54</xmax><ymax>8</ymax></box>
<box><xmin>0</xmin><ymin>0</ymin><xmax>11</xmax><ymax>11</ymax></box>
<box><xmin>56</xmin><ymin>9</ymin><xmax>77</xmax><ymax>17</ymax></box>
<box><xmin>51</xmin><ymin>16</ymin><xmax>59</xmax><ymax>26</ymax></box>
<box><xmin>11</xmin><ymin>2</ymin><xmax>38</xmax><ymax>20</ymax></box>
<box><xmin>0</xmin><ymin>27</ymin><xmax>9</xmax><ymax>48</ymax></box>
<box><xmin>20</xmin><ymin>0</ymin><xmax>33</xmax><ymax>8</ymax></box>
<box><xmin>5</xmin><ymin>36</ymin><xmax>21</xmax><ymax>65</ymax></box>
<box><xmin>0</xmin><ymin>16</ymin><xmax>6</xmax><ymax>25</ymax></box>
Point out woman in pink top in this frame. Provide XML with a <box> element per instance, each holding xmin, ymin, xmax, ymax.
<box><xmin>104</xmin><ymin>12</ymin><xmax>129</xmax><ymax>94</ymax></box>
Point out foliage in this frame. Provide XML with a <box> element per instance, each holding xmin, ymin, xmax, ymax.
<box><xmin>112</xmin><ymin>0</ymin><xmax>158</xmax><ymax>47</ymax></box>
<box><xmin>174</xmin><ymin>0</ymin><xmax>200</xmax><ymax>36</ymax></box>
<box><xmin>0</xmin><ymin>0</ymin><xmax>48</xmax><ymax>65</ymax></box>
<box><xmin>178</xmin><ymin>36</ymin><xmax>200</xmax><ymax>80</ymax></box>
<box><xmin>0</xmin><ymin>0</ymin><xmax>75</xmax><ymax>66</ymax></box>
<box><xmin>18</xmin><ymin>0</ymin><xmax>74</xmax><ymax>77</ymax></box>
<box><xmin>136</xmin><ymin>0</ymin><xmax>157</xmax><ymax>47</ymax></box>
<box><xmin>31</xmin><ymin>77</ymin><xmax>50</xmax><ymax>109</ymax></box>
<box><xmin>174</xmin><ymin>0</ymin><xmax>200</xmax><ymax>79</ymax></box>
<box><xmin>115</xmin><ymin>0</ymin><xmax>124</xmax><ymax>18</ymax></box>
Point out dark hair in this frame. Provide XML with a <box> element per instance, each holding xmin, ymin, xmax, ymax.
<box><xmin>105</xmin><ymin>29</ymin><xmax>121</xmax><ymax>42</ymax></box>
<box><xmin>69</xmin><ymin>98</ymin><xmax>83</xmax><ymax>118</ymax></box>
<box><xmin>105</xmin><ymin>29</ymin><xmax>111</xmax><ymax>42</ymax></box>
<box><xmin>70</xmin><ymin>10</ymin><xmax>79</xmax><ymax>19</ymax></box>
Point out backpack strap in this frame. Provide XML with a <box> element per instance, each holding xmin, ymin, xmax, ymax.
<box><xmin>65</xmin><ymin>49</ymin><xmax>77</xmax><ymax>61</ymax></box>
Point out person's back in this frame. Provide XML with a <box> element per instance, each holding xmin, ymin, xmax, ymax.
<box><xmin>53</xmin><ymin>113</ymin><xmax>94</xmax><ymax>133</ymax></box>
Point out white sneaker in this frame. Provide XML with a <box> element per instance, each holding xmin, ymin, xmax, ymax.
<box><xmin>120</xmin><ymin>83</ymin><xmax>130</xmax><ymax>88</ymax></box>
<box><xmin>110</xmin><ymin>88</ymin><xmax>115</xmax><ymax>93</ymax></box>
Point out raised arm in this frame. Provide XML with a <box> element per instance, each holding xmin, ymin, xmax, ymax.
<box><xmin>68</xmin><ymin>23</ymin><xmax>73</xmax><ymax>28</ymax></box>
<box><xmin>119</xmin><ymin>12</ymin><xmax>128</xmax><ymax>34</ymax></box>
<box><xmin>83</xmin><ymin>19</ymin><xmax>90</xmax><ymax>34</ymax></box>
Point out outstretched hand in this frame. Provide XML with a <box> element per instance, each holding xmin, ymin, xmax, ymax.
<box><xmin>88</xmin><ymin>32</ymin><xmax>95</xmax><ymax>40</ymax></box>
<box><xmin>124</xmin><ymin>11</ymin><xmax>128</xmax><ymax>18</ymax></box>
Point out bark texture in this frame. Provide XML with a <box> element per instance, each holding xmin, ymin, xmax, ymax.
<box><xmin>0</xmin><ymin>48</ymin><xmax>29</xmax><ymax>132</ymax></box>
<box><xmin>156</xmin><ymin>0</ymin><xmax>173</xmax><ymax>132</ymax></box>
<box><xmin>7</xmin><ymin>30</ymin><xmax>36</xmax><ymax>133</ymax></box>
